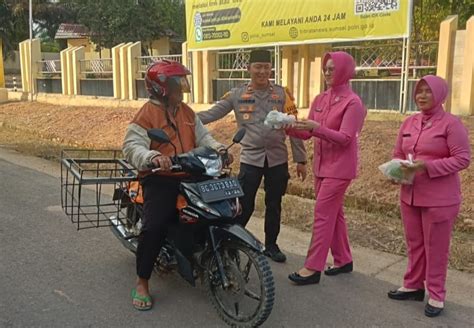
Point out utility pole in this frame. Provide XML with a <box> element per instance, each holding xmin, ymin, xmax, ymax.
<box><xmin>29</xmin><ymin>0</ymin><xmax>33</xmax><ymax>101</ymax></box>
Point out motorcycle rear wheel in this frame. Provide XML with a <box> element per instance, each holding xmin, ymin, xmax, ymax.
<box><xmin>203</xmin><ymin>242</ymin><xmax>274</xmax><ymax>327</ymax></box>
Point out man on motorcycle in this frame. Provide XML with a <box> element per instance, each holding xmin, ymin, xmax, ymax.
<box><xmin>122</xmin><ymin>60</ymin><xmax>226</xmax><ymax>311</ymax></box>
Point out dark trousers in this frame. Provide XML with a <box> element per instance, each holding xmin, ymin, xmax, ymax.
<box><xmin>237</xmin><ymin>161</ymin><xmax>289</xmax><ymax>246</ymax></box>
<box><xmin>136</xmin><ymin>175</ymin><xmax>180</xmax><ymax>280</ymax></box>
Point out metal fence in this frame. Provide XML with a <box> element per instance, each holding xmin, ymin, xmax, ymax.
<box><xmin>213</xmin><ymin>48</ymin><xmax>278</xmax><ymax>101</ymax></box>
<box><xmin>4</xmin><ymin>74</ymin><xmax>22</xmax><ymax>91</ymax></box>
<box><xmin>78</xmin><ymin>58</ymin><xmax>113</xmax><ymax>96</ymax></box>
<box><xmin>79</xmin><ymin>58</ymin><xmax>113</xmax><ymax>78</ymax></box>
<box><xmin>135</xmin><ymin>55</ymin><xmax>184</xmax><ymax>99</ymax></box>
<box><xmin>334</xmin><ymin>41</ymin><xmax>438</xmax><ymax>79</ymax></box>
<box><xmin>210</xmin><ymin>42</ymin><xmax>439</xmax><ymax>108</ymax></box>
<box><xmin>215</xmin><ymin>48</ymin><xmax>277</xmax><ymax>80</ymax></box>
<box><xmin>331</xmin><ymin>40</ymin><xmax>438</xmax><ymax>111</ymax></box>
<box><xmin>36</xmin><ymin>60</ymin><xmax>62</xmax><ymax>94</ymax></box>
<box><xmin>37</xmin><ymin>60</ymin><xmax>61</xmax><ymax>77</ymax></box>
<box><xmin>137</xmin><ymin>55</ymin><xmax>183</xmax><ymax>77</ymax></box>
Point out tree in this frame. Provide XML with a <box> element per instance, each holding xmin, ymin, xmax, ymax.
<box><xmin>0</xmin><ymin>1</ymin><xmax>29</xmax><ymax>59</ymax></box>
<box><xmin>449</xmin><ymin>0</ymin><xmax>473</xmax><ymax>29</ymax></box>
<box><xmin>34</xmin><ymin>1</ymin><xmax>78</xmax><ymax>41</ymax></box>
<box><xmin>156</xmin><ymin>0</ymin><xmax>185</xmax><ymax>40</ymax></box>
<box><xmin>412</xmin><ymin>0</ymin><xmax>473</xmax><ymax>43</ymax></box>
<box><xmin>71</xmin><ymin>0</ymin><xmax>185</xmax><ymax>54</ymax></box>
<box><xmin>410</xmin><ymin>0</ymin><xmax>473</xmax><ymax>72</ymax></box>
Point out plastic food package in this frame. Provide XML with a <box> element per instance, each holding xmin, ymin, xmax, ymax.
<box><xmin>264</xmin><ymin>111</ymin><xmax>296</xmax><ymax>129</ymax></box>
<box><xmin>378</xmin><ymin>155</ymin><xmax>415</xmax><ymax>185</ymax></box>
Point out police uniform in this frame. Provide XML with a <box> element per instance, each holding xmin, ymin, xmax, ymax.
<box><xmin>197</xmin><ymin>82</ymin><xmax>306</xmax><ymax>249</ymax></box>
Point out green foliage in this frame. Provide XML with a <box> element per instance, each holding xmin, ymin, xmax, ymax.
<box><xmin>0</xmin><ymin>1</ymin><xmax>29</xmax><ymax>58</ymax></box>
<box><xmin>0</xmin><ymin>0</ymin><xmax>471</xmax><ymax>59</ymax></box>
<box><xmin>70</xmin><ymin>0</ymin><xmax>185</xmax><ymax>53</ymax></box>
<box><xmin>40</xmin><ymin>40</ymin><xmax>60</xmax><ymax>52</ymax></box>
<box><xmin>1</xmin><ymin>0</ymin><xmax>76</xmax><ymax>57</ymax></box>
<box><xmin>34</xmin><ymin>1</ymin><xmax>78</xmax><ymax>41</ymax></box>
<box><xmin>412</xmin><ymin>0</ymin><xmax>474</xmax><ymax>42</ymax></box>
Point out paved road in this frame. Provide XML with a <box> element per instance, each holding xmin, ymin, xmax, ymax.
<box><xmin>0</xmin><ymin>153</ymin><xmax>472</xmax><ymax>327</ymax></box>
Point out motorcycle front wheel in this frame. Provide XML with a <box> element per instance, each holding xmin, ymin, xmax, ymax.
<box><xmin>203</xmin><ymin>242</ymin><xmax>275</xmax><ymax>327</ymax></box>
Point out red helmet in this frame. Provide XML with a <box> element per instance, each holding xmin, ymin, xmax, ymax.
<box><xmin>145</xmin><ymin>60</ymin><xmax>191</xmax><ymax>98</ymax></box>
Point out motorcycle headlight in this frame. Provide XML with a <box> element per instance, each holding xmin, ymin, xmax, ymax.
<box><xmin>197</xmin><ymin>156</ymin><xmax>222</xmax><ymax>177</ymax></box>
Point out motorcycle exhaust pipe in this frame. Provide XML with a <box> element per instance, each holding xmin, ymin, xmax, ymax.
<box><xmin>109</xmin><ymin>216</ymin><xmax>138</xmax><ymax>254</ymax></box>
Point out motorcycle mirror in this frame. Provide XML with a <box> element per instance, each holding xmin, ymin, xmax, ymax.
<box><xmin>147</xmin><ymin>129</ymin><xmax>171</xmax><ymax>144</ymax></box>
<box><xmin>147</xmin><ymin>128</ymin><xmax>177</xmax><ymax>156</ymax></box>
<box><xmin>232</xmin><ymin>128</ymin><xmax>246</xmax><ymax>144</ymax></box>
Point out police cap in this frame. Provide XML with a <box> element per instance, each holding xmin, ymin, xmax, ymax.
<box><xmin>249</xmin><ymin>49</ymin><xmax>271</xmax><ymax>64</ymax></box>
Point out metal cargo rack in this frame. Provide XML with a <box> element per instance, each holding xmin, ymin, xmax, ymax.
<box><xmin>60</xmin><ymin>149</ymin><xmax>138</xmax><ymax>230</ymax></box>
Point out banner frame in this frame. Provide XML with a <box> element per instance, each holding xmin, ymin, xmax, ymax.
<box><xmin>186</xmin><ymin>0</ymin><xmax>413</xmax><ymax>52</ymax></box>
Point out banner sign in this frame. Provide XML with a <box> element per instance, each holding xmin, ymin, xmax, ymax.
<box><xmin>186</xmin><ymin>0</ymin><xmax>411</xmax><ymax>50</ymax></box>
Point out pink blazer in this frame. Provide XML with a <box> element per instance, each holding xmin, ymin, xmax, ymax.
<box><xmin>288</xmin><ymin>85</ymin><xmax>366</xmax><ymax>180</ymax></box>
<box><xmin>393</xmin><ymin>110</ymin><xmax>471</xmax><ymax>207</ymax></box>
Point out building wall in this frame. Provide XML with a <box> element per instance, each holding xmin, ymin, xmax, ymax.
<box><xmin>150</xmin><ymin>38</ymin><xmax>171</xmax><ymax>56</ymax></box>
<box><xmin>3</xmin><ymin>51</ymin><xmax>21</xmax><ymax>73</ymax></box>
<box><xmin>67</xmin><ymin>39</ymin><xmax>111</xmax><ymax>59</ymax></box>
<box><xmin>67</xmin><ymin>39</ymin><xmax>92</xmax><ymax>52</ymax></box>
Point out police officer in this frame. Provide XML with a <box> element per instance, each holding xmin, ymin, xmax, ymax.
<box><xmin>198</xmin><ymin>49</ymin><xmax>307</xmax><ymax>262</ymax></box>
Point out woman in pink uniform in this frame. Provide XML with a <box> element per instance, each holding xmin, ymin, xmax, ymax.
<box><xmin>387</xmin><ymin>75</ymin><xmax>470</xmax><ymax>317</ymax></box>
<box><xmin>286</xmin><ymin>51</ymin><xmax>366</xmax><ymax>285</ymax></box>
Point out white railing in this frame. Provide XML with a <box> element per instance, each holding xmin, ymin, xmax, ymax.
<box><xmin>79</xmin><ymin>58</ymin><xmax>113</xmax><ymax>78</ymax></box>
<box><xmin>137</xmin><ymin>55</ymin><xmax>183</xmax><ymax>75</ymax></box>
<box><xmin>38</xmin><ymin>60</ymin><xmax>61</xmax><ymax>76</ymax></box>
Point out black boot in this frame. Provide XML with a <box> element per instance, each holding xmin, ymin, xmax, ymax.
<box><xmin>263</xmin><ymin>244</ymin><xmax>286</xmax><ymax>263</ymax></box>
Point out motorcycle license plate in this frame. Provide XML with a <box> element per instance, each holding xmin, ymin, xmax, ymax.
<box><xmin>197</xmin><ymin>177</ymin><xmax>244</xmax><ymax>203</ymax></box>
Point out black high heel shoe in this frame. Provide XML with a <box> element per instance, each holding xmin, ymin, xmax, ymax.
<box><xmin>324</xmin><ymin>262</ymin><xmax>353</xmax><ymax>276</ymax></box>
<box><xmin>387</xmin><ymin>289</ymin><xmax>425</xmax><ymax>301</ymax></box>
<box><xmin>425</xmin><ymin>303</ymin><xmax>444</xmax><ymax>317</ymax></box>
<box><xmin>288</xmin><ymin>271</ymin><xmax>321</xmax><ymax>285</ymax></box>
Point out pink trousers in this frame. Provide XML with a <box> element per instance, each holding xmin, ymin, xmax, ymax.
<box><xmin>401</xmin><ymin>202</ymin><xmax>459</xmax><ymax>302</ymax></box>
<box><xmin>305</xmin><ymin>178</ymin><xmax>352</xmax><ymax>271</ymax></box>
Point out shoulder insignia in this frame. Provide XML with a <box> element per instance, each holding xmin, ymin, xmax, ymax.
<box><xmin>284</xmin><ymin>86</ymin><xmax>295</xmax><ymax>101</ymax></box>
<box><xmin>283</xmin><ymin>86</ymin><xmax>298</xmax><ymax>116</ymax></box>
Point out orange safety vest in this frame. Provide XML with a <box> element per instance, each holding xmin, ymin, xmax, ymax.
<box><xmin>131</xmin><ymin>101</ymin><xmax>197</xmax><ymax>178</ymax></box>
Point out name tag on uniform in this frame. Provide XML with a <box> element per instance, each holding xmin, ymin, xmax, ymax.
<box><xmin>238</xmin><ymin>99</ymin><xmax>256</xmax><ymax>104</ymax></box>
<box><xmin>315</xmin><ymin>108</ymin><xmax>323</xmax><ymax>112</ymax></box>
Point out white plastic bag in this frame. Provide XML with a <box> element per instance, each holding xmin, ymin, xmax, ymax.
<box><xmin>378</xmin><ymin>155</ymin><xmax>415</xmax><ymax>185</ymax></box>
<box><xmin>264</xmin><ymin>111</ymin><xmax>296</xmax><ymax>129</ymax></box>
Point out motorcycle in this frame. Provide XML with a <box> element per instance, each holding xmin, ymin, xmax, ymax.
<box><xmin>109</xmin><ymin>128</ymin><xmax>275</xmax><ymax>327</ymax></box>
